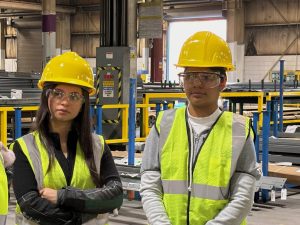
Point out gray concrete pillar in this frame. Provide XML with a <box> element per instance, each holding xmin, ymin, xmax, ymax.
<box><xmin>225</xmin><ymin>0</ymin><xmax>244</xmax><ymax>44</ymax></box>
<box><xmin>42</xmin><ymin>0</ymin><xmax>56</xmax><ymax>67</ymax></box>
<box><xmin>128</xmin><ymin>0</ymin><xmax>137</xmax><ymax>78</ymax></box>
<box><xmin>0</xmin><ymin>19</ymin><xmax>5</xmax><ymax>70</ymax></box>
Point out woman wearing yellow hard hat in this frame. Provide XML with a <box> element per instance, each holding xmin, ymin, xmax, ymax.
<box><xmin>140</xmin><ymin>31</ymin><xmax>260</xmax><ymax>225</ymax></box>
<box><xmin>12</xmin><ymin>52</ymin><xmax>123</xmax><ymax>225</ymax></box>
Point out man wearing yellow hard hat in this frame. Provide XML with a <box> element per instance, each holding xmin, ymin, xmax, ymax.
<box><xmin>12</xmin><ymin>52</ymin><xmax>123</xmax><ymax>225</ymax></box>
<box><xmin>140</xmin><ymin>31</ymin><xmax>260</xmax><ymax>225</ymax></box>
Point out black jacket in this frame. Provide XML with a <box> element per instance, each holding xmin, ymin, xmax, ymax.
<box><xmin>13</xmin><ymin>131</ymin><xmax>123</xmax><ymax>225</ymax></box>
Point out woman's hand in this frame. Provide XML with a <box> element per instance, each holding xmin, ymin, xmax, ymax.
<box><xmin>0</xmin><ymin>141</ymin><xmax>15</xmax><ymax>167</ymax></box>
<box><xmin>40</xmin><ymin>188</ymin><xmax>58</xmax><ymax>205</ymax></box>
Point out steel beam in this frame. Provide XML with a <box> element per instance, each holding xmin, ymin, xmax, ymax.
<box><xmin>0</xmin><ymin>1</ymin><xmax>75</xmax><ymax>14</ymax></box>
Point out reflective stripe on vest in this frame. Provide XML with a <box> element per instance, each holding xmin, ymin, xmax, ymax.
<box><xmin>15</xmin><ymin>132</ymin><xmax>108</xmax><ymax>225</ymax></box>
<box><xmin>0</xmin><ymin>153</ymin><xmax>8</xmax><ymax>217</ymax></box>
<box><xmin>157</xmin><ymin>107</ymin><xmax>249</xmax><ymax>225</ymax></box>
<box><xmin>0</xmin><ymin>215</ymin><xmax>6</xmax><ymax>225</ymax></box>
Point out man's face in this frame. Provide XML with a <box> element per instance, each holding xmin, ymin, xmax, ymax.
<box><xmin>180</xmin><ymin>67</ymin><xmax>227</xmax><ymax>111</ymax></box>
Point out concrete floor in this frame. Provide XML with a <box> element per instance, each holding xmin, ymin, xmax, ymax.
<box><xmin>6</xmin><ymin>189</ymin><xmax>300</xmax><ymax>225</ymax></box>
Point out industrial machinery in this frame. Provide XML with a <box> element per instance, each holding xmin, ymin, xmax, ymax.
<box><xmin>96</xmin><ymin>47</ymin><xmax>130</xmax><ymax>140</ymax></box>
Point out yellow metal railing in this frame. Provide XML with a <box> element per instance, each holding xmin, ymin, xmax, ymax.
<box><xmin>221</xmin><ymin>92</ymin><xmax>264</xmax><ymax>127</ymax></box>
<box><xmin>0</xmin><ymin>104</ymin><xmax>157</xmax><ymax>146</ymax></box>
<box><xmin>142</xmin><ymin>93</ymin><xmax>187</xmax><ymax>137</ymax></box>
<box><xmin>265</xmin><ymin>91</ymin><xmax>300</xmax><ymax>101</ymax></box>
<box><xmin>1</xmin><ymin>90</ymin><xmax>300</xmax><ymax>146</ymax></box>
<box><xmin>0</xmin><ymin>106</ymin><xmax>39</xmax><ymax>146</ymax></box>
<box><xmin>102</xmin><ymin>103</ymin><xmax>155</xmax><ymax>144</ymax></box>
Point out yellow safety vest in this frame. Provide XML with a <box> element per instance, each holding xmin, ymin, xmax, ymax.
<box><xmin>15</xmin><ymin>131</ymin><xmax>108</xmax><ymax>225</ymax></box>
<box><xmin>0</xmin><ymin>153</ymin><xmax>8</xmax><ymax>225</ymax></box>
<box><xmin>156</xmin><ymin>107</ymin><xmax>251</xmax><ymax>225</ymax></box>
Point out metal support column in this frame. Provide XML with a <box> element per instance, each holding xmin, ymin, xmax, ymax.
<box><xmin>163</xmin><ymin>101</ymin><xmax>168</xmax><ymax>110</ymax></box>
<box><xmin>127</xmin><ymin>0</ymin><xmax>137</xmax><ymax>166</ymax></box>
<box><xmin>232</xmin><ymin>102</ymin><xmax>236</xmax><ymax>113</ymax></box>
<box><xmin>14</xmin><ymin>107</ymin><xmax>22</xmax><ymax>139</ymax></box>
<box><xmin>128</xmin><ymin>78</ymin><xmax>136</xmax><ymax>166</ymax></box>
<box><xmin>96</xmin><ymin>105</ymin><xmax>103</xmax><ymax>135</ymax></box>
<box><xmin>279</xmin><ymin>60</ymin><xmax>284</xmax><ymax>132</ymax></box>
<box><xmin>42</xmin><ymin>0</ymin><xmax>56</xmax><ymax>67</ymax></box>
<box><xmin>151</xmin><ymin>38</ymin><xmax>163</xmax><ymax>82</ymax></box>
<box><xmin>0</xmin><ymin>19</ymin><xmax>5</xmax><ymax>70</ymax></box>
<box><xmin>239</xmin><ymin>102</ymin><xmax>243</xmax><ymax>115</ymax></box>
<box><xmin>272</xmin><ymin>100</ymin><xmax>278</xmax><ymax>137</ymax></box>
<box><xmin>252</xmin><ymin>112</ymin><xmax>260</xmax><ymax>163</ymax></box>
<box><xmin>262</xmin><ymin>109</ymin><xmax>271</xmax><ymax>202</ymax></box>
<box><xmin>155</xmin><ymin>103</ymin><xmax>161</xmax><ymax>117</ymax></box>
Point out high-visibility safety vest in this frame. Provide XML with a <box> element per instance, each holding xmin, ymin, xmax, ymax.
<box><xmin>155</xmin><ymin>107</ymin><xmax>252</xmax><ymax>225</ymax></box>
<box><xmin>0</xmin><ymin>153</ymin><xmax>8</xmax><ymax>225</ymax></box>
<box><xmin>15</xmin><ymin>131</ymin><xmax>108</xmax><ymax>225</ymax></box>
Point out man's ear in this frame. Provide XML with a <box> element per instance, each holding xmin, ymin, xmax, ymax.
<box><xmin>219</xmin><ymin>75</ymin><xmax>227</xmax><ymax>91</ymax></box>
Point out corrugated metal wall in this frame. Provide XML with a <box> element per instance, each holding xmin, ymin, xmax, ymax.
<box><xmin>71</xmin><ymin>11</ymin><xmax>100</xmax><ymax>57</ymax></box>
<box><xmin>17</xmin><ymin>29</ymin><xmax>42</xmax><ymax>73</ymax></box>
<box><xmin>245</xmin><ymin>0</ymin><xmax>300</xmax><ymax>55</ymax></box>
<box><xmin>56</xmin><ymin>14</ymin><xmax>71</xmax><ymax>51</ymax></box>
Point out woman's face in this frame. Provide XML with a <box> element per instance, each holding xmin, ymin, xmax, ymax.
<box><xmin>47</xmin><ymin>83</ymin><xmax>84</xmax><ymax>124</ymax></box>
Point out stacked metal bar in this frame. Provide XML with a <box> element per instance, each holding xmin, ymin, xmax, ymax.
<box><xmin>0</xmin><ymin>72</ymin><xmax>41</xmax><ymax>99</ymax></box>
<box><xmin>259</xmin><ymin>136</ymin><xmax>300</xmax><ymax>165</ymax></box>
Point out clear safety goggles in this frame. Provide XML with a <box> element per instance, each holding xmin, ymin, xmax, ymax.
<box><xmin>47</xmin><ymin>88</ymin><xmax>85</xmax><ymax>103</ymax></box>
<box><xmin>178</xmin><ymin>71</ymin><xmax>223</xmax><ymax>88</ymax></box>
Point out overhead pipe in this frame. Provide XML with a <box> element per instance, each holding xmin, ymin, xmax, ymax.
<box><xmin>0</xmin><ymin>12</ymin><xmax>40</xmax><ymax>18</ymax></box>
<box><xmin>11</xmin><ymin>18</ymin><xmax>41</xmax><ymax>29</ymax></box>
<box><xmin>104</xmin><ymin>0</ymin><xmax>111</xmax><ymax>46</ymax></box>
<box><xmin>100</xmin><ymin>0</ymin><xmax>105</xmax><ymax>46</ymax></box>
<box><xmin>163</xmin><ymin>0</ymin><xmax>215</xmax><ymax>6</ymax></box>
<box><xmin>121</xmin><ymin>0</ymin><xmax>127</xmax><ymax>46</ymax></box>
<box><xmin>112</xmin><ymin>0</ymin><xmax>118</xmax><ymax>46</ymax></box>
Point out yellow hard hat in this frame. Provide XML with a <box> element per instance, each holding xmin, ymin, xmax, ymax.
<box><xmin>38</xmin><ymin>52</ymin><xmax>96</xmax><ymax>95</ymax></box>
<box><xmin>176</xmin><ymin>31</ymin><xmax>234</xmax><ymax>71</ymax></box>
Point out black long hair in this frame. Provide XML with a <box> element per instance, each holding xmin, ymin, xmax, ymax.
<box><xmin>32</xmin><ymin>84</ymin><xmax>100</xmax><ymax>187</ymax></box>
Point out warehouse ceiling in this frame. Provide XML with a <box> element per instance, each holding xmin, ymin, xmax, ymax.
<box><xmin>163</xmin><ymin>0</ymin><xmax>225</xmax><ymax>20</ymax></box>
<box><xmin>0</xmin><ymin>0</ymin><xmax>224</xmax><ymax>14</ymax></box>
<box><xmin>0</xmin><ymin>0</ymin><xmax>226</xmax><ymax>21</ymax></box>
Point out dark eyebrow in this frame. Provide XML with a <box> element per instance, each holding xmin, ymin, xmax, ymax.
<box><xmin>54</xmin><ymin>88</ymin><xmax>64</xmax><ymax>92</ymax></box>
<box><xmin>54</xmin><ymin>88</ymin><xmax>81</xmax><ymax>94</ymax></box>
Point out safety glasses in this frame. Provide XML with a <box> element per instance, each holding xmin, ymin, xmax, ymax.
<box><xmin>47</xmin><ymin>88</ymin><xmax>85</xmax><ymax>103</ymax></box>
<box><xmin>178</xmin><ymin>71</ymin><xmax>223</xmax><ymax>88</ymax></box>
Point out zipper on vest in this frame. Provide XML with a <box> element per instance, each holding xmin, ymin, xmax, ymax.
<box><xmin>188</xmin><ymin>122</ymin><xmax>194</xmax><ymax>192</ymax></box>
<box><xmin>187</xmin><ymin>122</ymin><xmax>194</xmax><ymax>225</ymax></box>
<box><xmin>186</xmin><ymin>191</ymin><xmax>191</xmax><ymax>225</ymax></box>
